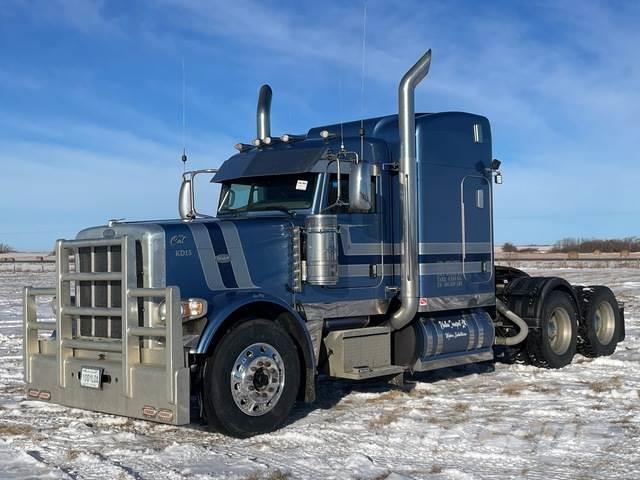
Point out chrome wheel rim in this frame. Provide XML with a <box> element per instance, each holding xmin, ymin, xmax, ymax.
<box><xmin>230</xmin><ymin>342</ymin><xmax>285</xmax><ymax>417</ymax></box>
<box><xmin>594</xmin><ymin>301</ymin><xmax>615</xmax><ymax>345</ymax></box>
<box><xmin>547</xmin><ymin>307</ymin><xmax>572</xmax><ymax>355</ymax></box>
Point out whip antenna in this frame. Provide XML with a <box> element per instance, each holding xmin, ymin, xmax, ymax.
<box><xmin>359</xmin><ymin>0</ymin><xmax>368</xmax><ymax>161</ymax></box>
<box><xmin>181</xmin><ymin>57</ymin><xmax>187</xmax><ymax>172</ymax></box>
<box><xmin>339</xmin><ymin>77</ymin><xmax>345</xmax><ymax>150</ymax></box>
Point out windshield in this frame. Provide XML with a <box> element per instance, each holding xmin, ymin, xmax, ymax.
<box><xmin>218</xmin><ymin>173</ymin><xmax>318</xmax><ymax>214</ymax></box>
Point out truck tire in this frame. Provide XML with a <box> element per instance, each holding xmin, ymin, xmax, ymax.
<box><xmin>576</xmin><ymin>286</ymin><xmax>621</xmax><ymax>357</ymax></box>
<box><xmin>202</xmin><ymin>318</ymin><xmax>300</xmax><ymax>438</ymax></box>
<box><xmin>526</xmin><ymin>290</ymin><xmax>578</xmax><ymax>369</ymax></box>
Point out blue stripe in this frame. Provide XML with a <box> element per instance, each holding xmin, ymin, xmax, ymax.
<box><xmin>419</xmin><ymin>253</ymin><xmax>489</xmax><ymax>263</ymax></box>
<box><xmin>206</xmin><ymin>223</ymin><xmax>239</xmax><ymax>289</ymax></box>
<box><xmin>337</xmin><ymin>253</ymin><xmax>489</xmax><ymax>265</ymax></box>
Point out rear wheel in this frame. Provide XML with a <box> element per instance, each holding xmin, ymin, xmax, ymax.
<box><xmin>202</xmin><ymin>318</ymin><xmax>300</xmax><ymax>437</ymax></box>
<box><xmin>577</xmin><ymin>286</ymin><xmax>621</xmax><ymax>357</ymax></box>
<box><xmin>526</xmin><ymin>290</ymin><xmax>578</xmax><ymax>368</ymax></box>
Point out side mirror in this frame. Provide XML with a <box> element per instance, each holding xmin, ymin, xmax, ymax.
<box><xmin>179</xmin><ymin>179</ymin><xmax>194</xmax><ymax>220</ymax></box>
<box><xmin>349</xmin><ymin>161</ymin><xmax>372</xmax><ymax>212</ymax></box>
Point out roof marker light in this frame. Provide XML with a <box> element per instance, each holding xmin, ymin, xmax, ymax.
<box><xmin>234</xmin><ymin>143</ymin><xmax>253</xmax><ymax>153</ymax></box>
<box><xmin>320</xmin><ymin>129</ymin><xmax>333</xmax><ymax>139</ymax></box>
<box><xmin>281</xmin><ymin>134</ymin><xmax>305</xmax><ymax>143</ymax></box>
<box><xmin>252</xmin><ymin>138</ymin><xmax>262</xmax><ymax>147</ymax></box>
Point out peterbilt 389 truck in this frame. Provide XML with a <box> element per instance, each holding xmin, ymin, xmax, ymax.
<box><xmin>23</xmin><ymin>50</ymin><xmax>624</xmax><ymax>437</ymax></box>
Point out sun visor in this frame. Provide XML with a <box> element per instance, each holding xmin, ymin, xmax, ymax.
<box><xmin>212</xmin><ymin>145</ymin><xmax>326</xmax><ymax>183</ymax></box>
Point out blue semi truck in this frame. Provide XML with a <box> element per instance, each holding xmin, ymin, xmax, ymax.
<box><xmin>23</xmin><ymin>50</ymin><xmax>624</xmax><ymax>437</ymax></box>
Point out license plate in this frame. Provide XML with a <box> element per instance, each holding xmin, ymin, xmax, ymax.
<box><xmin>80</xmin><ymin>367</ymin><xmax>103</xmax><ymax>389</ymax></box>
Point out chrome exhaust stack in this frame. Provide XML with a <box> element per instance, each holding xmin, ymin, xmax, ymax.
<box><xmin>388</xmin><ymin>49</ymin><xmax>432</xmax><ymax>331</ymax></box>
<box><xmin>256</xmin><ymin>84</ymin><xmax>272</xmax><ymax>141</ymax></box>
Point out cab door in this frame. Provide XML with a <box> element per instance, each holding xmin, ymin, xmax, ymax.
<box><xmin>325</xmin><ymin>173</ymin><xmax>384</xmax><ymax>289</ymax></box>
<box><xmin>461</xmin><ymin>175</ymin><xmax>492</xmax><ymax>283</ymax></box>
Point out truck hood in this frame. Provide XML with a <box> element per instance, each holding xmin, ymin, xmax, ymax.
<box><xmin>76</xmin><ymin>217</ymin><xmax>294</xmax><ymax>301</ymax></box>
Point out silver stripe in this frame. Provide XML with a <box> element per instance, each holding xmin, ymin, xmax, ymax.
<box><xmin>419</xmin><ymin>262</ymin><xmax>485</xmax><ymax>276</ymax></box>
<box><xmin>339</xmin><ymin>264</ymin><xmax>370</xmax><ymax>277</ymax></box>
<box><xmin>218</xmin><ymin>222</ymin><xmax>257</xmax><ymax>288</ymax></box>
<box><xmin>339</xmin><ymin>264</ymin><xmax>394</xmax><ymax>278</ymax></box>
<box><xmin>418</xmin><ymin>293</ymin><xmax>495</xmax><ymax>313</ymax></box>
<box><xmin>339</xmin><ymin>262</ymin><xmax>486</xmax><ymax>278</ymax></box>
<box><xmin>188</xmin><ymin>224</ymin><xmax>226</xmax><ymax>290</ymax></box>
<box><xmin>419</xmin><ymin>242</ymin><xmax>492</xmax><ymax>255</ymax></box>
<box><xmin>338</xmin><ymin>233</ymin><xmax>491</xmax><ymax>257</ymax></box>
<box><xmin>303</xmin><ymin>299</ymin><xmax>389</xmax><ymax>321</ymax></box>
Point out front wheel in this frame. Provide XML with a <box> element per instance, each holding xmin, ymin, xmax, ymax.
<box><xmin>202</xmin><ymin>318</ymin><xmax>300</xmax><ymax>437</ymax></box>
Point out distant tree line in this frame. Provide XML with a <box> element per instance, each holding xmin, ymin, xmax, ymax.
<box><xmin>501</xmin><ymin>242</ymin><xmax>539</xmax><ymax>253</ymax></box>
<box><xmin>550</xmin><ymin>237</ymin><xmax>640</xmax><ymax>253</ymax></box>
<box><xmin>0</xmin><ymin>243</ymin><xmax>15</xmax><ymax>254</ymax></box>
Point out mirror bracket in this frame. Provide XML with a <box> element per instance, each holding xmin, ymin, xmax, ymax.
<box><xmin>178</xmin><ymin>168</ymin><xmax>219</xmax><ymax>221</ymax></box>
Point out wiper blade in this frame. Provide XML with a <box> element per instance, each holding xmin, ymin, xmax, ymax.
<box><xmin>250</xmin><ymin>206</ymin><xmax>296</xmax><ymax>217</ymax></box>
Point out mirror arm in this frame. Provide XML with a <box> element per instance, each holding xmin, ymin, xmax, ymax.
<box><xmin>321</xmin><ymin>153</ymin><xmax>350</xmax><ymax>213</ymax></box>
<box><xmin>180</xmin><ymin>168</ymin><xmax>219</xmax><ymax>220</ymax></box>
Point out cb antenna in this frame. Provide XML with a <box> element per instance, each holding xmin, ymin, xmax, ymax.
<box><xmin>339</xmin><ymin>77</ymin><xmax>345</xmax><ymax>151</ymax></box>
<box><xmin>359</xmin><ymin>0</ymin><xmax>368</xmax><ymax>162</ymax></box>
<box><xmin>181</xmin><ymin>57</ymin><xmax>188</xmax><ymax>172</ymax></box>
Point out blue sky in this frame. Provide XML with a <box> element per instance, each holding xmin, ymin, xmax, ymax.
<box><xmin>1</xmin><ymin>0</ymin><xmax>639</xmax><ymax>250</ymax></box>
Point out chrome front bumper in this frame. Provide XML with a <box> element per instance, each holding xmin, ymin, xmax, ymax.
<box><xmin>23</xmin><ymin>236</ymin><xmax>190</xmax><ymax>425</ymax></box>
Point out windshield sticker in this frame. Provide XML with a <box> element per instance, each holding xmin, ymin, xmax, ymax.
<box><xmin>295</xmin><ymin>179</ymin><xmax>309</xmax><ymax>191</ymax></box>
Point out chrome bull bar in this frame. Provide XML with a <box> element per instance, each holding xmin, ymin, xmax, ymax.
<box><xmin>23</xmin><ymin>236</ymin><xmax>190</xmax><ymax>424</ymax></box>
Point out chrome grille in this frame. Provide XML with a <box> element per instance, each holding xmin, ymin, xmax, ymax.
<box><xmin>76</xmin><ymin>244</ymin><xmax>129</xmax><ymax>339</ymax></box>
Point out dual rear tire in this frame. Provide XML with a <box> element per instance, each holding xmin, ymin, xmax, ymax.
<box><xmin>526</xmin><ymin>287</ymin><xmax>622</xmax><ymax>368</ymax></box>
<box><xmin>576</xmin><ymin>286</ymin><xmax>623</xmax><ymax>357</ymax></box>
<box><xmin>526</xmin><ymin>291</ymin><xmax>579</xmax><ymax>368</ymax></box>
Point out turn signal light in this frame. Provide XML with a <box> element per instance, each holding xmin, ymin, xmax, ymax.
<box><xmin>142</xmin><ymin>405</ymin><xmax>157</xmax><ymax>418</ymax></box>
<box><xmin>38</xmin><ymin>391</ymin><xmax>51</xmax><ymax>401</ymax></box>
<box><xmin>157</xmin><ymin>409</ymin><xmax>174</xmax><ymax>422</ymax></box>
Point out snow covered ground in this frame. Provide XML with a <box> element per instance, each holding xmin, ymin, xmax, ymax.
<box><xmin>1</xmin><ymin>264</ymin><xmax>639</xmax><ymax>479</ymax></box>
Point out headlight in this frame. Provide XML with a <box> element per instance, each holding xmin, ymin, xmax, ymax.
<box><xmin>181</xmin><ymin>298</ymin><xmax>207</xmax><ymax>320</ymax></box>
<box><xmin>158</xmin><ymin>298</ymin><xmax>207</xmax><ymax>323</ymax></box>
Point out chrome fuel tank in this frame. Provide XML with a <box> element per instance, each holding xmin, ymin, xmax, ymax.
<box><xmin>394</xmin><ymin>309</ymin><xmax>495</xmax><ymax>371</ymax></box>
